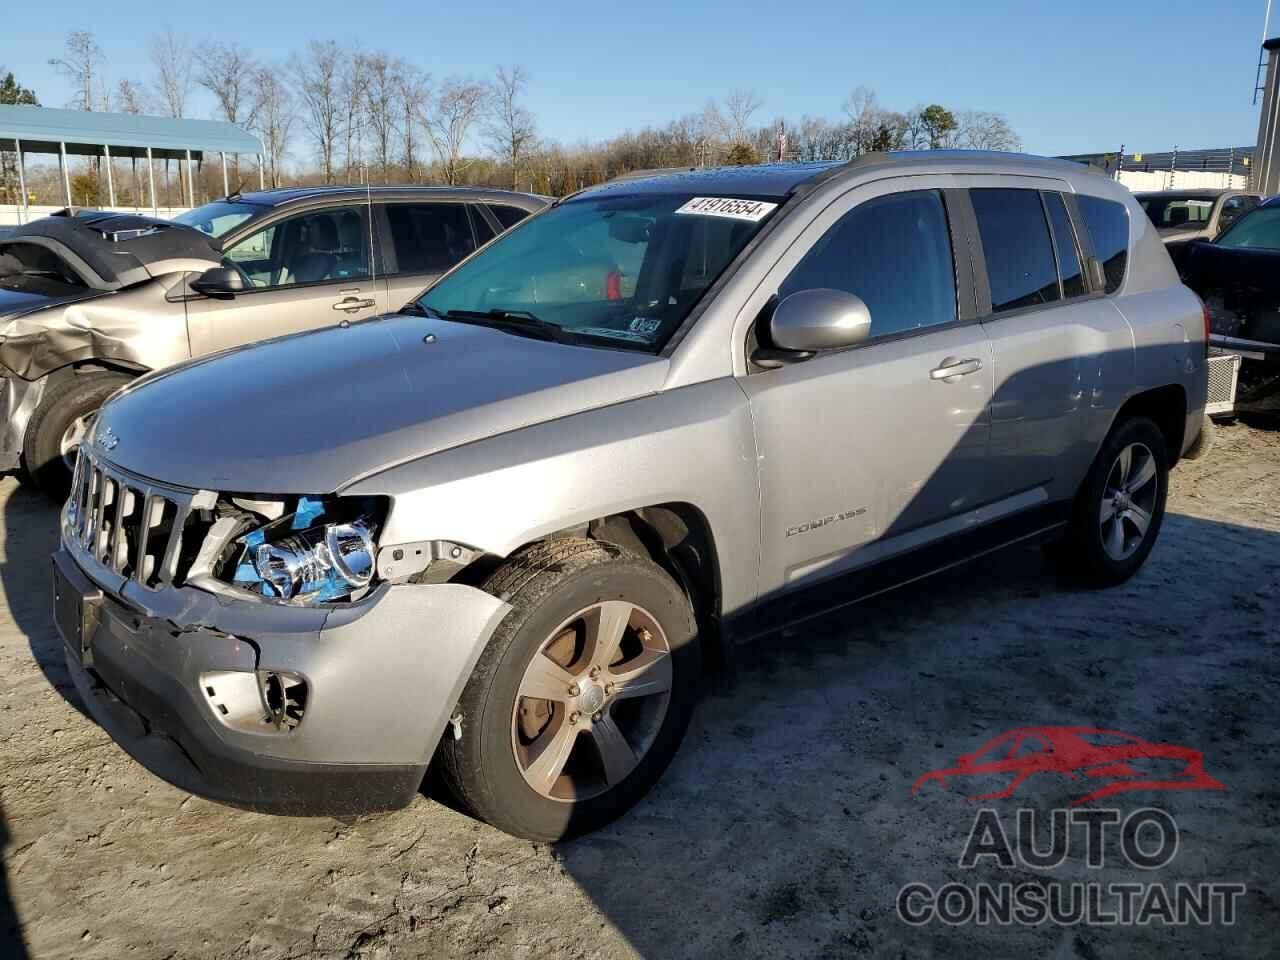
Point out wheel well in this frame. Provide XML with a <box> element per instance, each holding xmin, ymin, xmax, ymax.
<box><xmin>1113</xmin><ymin>385</ymin><xmax>1187</xmax><ymax>466</ymax></box>
<box><xmin>46</xmin><ymin>359</ymin><xmax>146</xmax><ymax>388</ymax></box>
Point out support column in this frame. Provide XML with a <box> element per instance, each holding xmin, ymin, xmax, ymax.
<box><xmin>146</xmin><ymin>146</ymin><xmax>157</xmax><ymax>217</ymax></box>
<box><xmin>104</xmin><ymin>144</ymin><xmax>116</xmax><ymax>207</ymax></box>
<box><xmin>59</xmin><ymin>141</ymin><xmax>72</xmax><ymax>207</ymax></box>
<box><xmin>185</xmin><ymin>149</ymin><xmax>194</xmax><ymax>208</ymax></box>
<box><xmin>220</xmin><ymin>151</ymin><xmax>229</xmax><ymax>196</ymax></box>
<box><xmin>258</xmin><ymin>153</ymin><xmax>264</xmax><ymax>189</ymax></box>
<box><xmin>15</xmin><ymin>139</ymin><xmax>27</xmax><ymax>225</ymax></box>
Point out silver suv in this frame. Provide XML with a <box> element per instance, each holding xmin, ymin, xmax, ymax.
<box><xmin>53</xmin><ymin>153</ymin><xmax>1208</xmax><ymax>840</ymax></box>
<box><xmin>0</xmin><ymin>187</ymin><xmax>546</xmax><ymax>493</ymax></box>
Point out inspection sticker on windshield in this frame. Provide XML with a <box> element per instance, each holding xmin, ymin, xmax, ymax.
<box><xmin>675</xmin><ymin>197</ymin><xmax>777</xmax><ymax>222</ymax></box>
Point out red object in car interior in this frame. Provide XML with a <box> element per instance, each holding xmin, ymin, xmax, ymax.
<box><xmin>605</xmin><ymin>270</ymin><xmax>622</xmax><ymax>301</ymax></box>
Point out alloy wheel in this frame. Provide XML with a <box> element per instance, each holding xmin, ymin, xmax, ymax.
<box><xmin>1099</xmin><ymin>441</ymin><xmax>1159</xmax><ymax>562</ymax></box>
<box><xmin>511</xmin><ymin>600</ymin><xmax>673</xmax><ymax>802</ymax></box>
<box><xmin>59</xmin><ymin>413</ymin><xmax>94</xmax><ymax>470</ymax></box>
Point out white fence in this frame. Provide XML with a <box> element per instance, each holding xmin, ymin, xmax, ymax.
<box><xmin>1116</xmin><ymin>170</ymin><xmax>1250</xmax><ymax>192</ymax></box>
<box><xmin>1</xmin><ymin>204</ymin><xmax>192</xmax><ymax>227</ymax></box>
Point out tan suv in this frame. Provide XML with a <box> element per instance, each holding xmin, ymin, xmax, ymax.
<box><xmin>0</xmin><ymin>186</ymin><xmax>548</xmax><ymax>493</ymax></box>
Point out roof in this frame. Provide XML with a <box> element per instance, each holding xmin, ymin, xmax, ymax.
<box><xmin>0</xmin><ymin>104</ymin><xmax>261</xmax><ymax>161</ymax></box>
<box><xmin>238</xmin><ymin>185</ymin><xmax>550</xmax><ymax>208</ymax></box>
<box><xmin>1131</xmin><ymin>188</ymin><xmax>1233</xmax><ymax>198</ymax></box>
<box><xmin>577</xmin><ymin>151</ymin><xmax>1099</xmax><ymax>200</ymax></box>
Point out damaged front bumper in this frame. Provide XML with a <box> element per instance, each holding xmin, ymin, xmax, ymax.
<box><xmin>53</xmin><ymin>545</ymin><xmax>510</xmax><ymax>815</ymax></box>
<box><xmin>0</xmin><ymin>370</ymin><xmax>45</xmax><ymax>472</ymax></box>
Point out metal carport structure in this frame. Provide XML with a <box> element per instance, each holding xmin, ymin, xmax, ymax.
<box><xmin>0</xmin><ymin>104</ymin><xmax>263</xmax><ymax>221</ymax></box>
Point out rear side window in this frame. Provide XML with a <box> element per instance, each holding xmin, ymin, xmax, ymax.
<box><xmin>470</xmin><ymin>205</ymin><xmax>498</xmax><ymax>244</ymax></box>
<box><xmin>1077</xmin><ymin>195</ymin><xmax>1129</xmax><ymax>294</ymax></box>
<box><xmin>487</xmin><ymin>204</ymin><xmax>531</xmax><ymax>230</ymax></box>
<box><xmin>385</xmin><ymin>202</ymin><xmax>476</xmax><ymax>274</ymax></box>
<box><xmin>779</xmin><ymin>190</ymin><xmax>957</xmax><ymax>339</ymax></box>
<box><xmin>970</xmin><ymin>188</ymin><xmax>1060</xmax><ymax>313</ymax></box>
<box><xmin>1043</xmin><ymin>192</ymin><xmax>1086</xmax><ymax>298</ymax></box>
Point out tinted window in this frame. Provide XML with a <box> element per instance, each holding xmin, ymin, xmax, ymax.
<box><xmin>488</xmin><ymin>204</ymin><xmax>531</xmax><ymax>229</ymax></box>
<box><xmin>222</xmin><ymin>207</ymin><xmax>369</xmax><ymax>288</ymax></box>
<box><xmin>971</xmin><ymin>188</ymin><xmax>1060</xmax><ymax>313</ymax></box>
<box><xmin>1216</xmin><ymin>205</ymin><xmax>1280</xmax><ymax>250</ymax></box>
<box><xmin>1043</xmin><ymin>192</ymin><xmax>1086</xmax><ymax>298</ymax></box>
<box><xmin>1217</xmin><ymin>195</ymin><xmax>1258</xmax><ymax>233</ymax></box>
<box><xmin>470</xmin><ymin>205</ymin><xmax>497</xmax><ymax>244</ymax></box>
<box><xmin>1077</xmin><ymin>195</ymin><xmax>1129</xmax><ymax>294</ymax></box>
<box><xmin>386</xmin><ymin>202</ymin><xmax>476</xmax><ymax>274</ymax></box>
<box><xmin>779</xmin><ymin>190</ymin><xmax>957</xmax><ymax>338</ymax></box>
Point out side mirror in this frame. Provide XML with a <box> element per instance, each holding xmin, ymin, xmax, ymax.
<box><xmin>768</xmin><ymin>288</ymin><xmax>872</xmax><ymax>354</ymax></box>
<box><xmin>190</xmin><ymin>265</ymin><xmax>246</xmax><ymax>300</ymax></box>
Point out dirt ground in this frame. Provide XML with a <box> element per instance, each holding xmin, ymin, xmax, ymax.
<box><xmin>0</xmin><ymin>422</ymin><xmax>1277</xmax><ymax>960</ymax></box>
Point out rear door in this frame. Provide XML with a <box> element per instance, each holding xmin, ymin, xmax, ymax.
<box><xmin>379</xmin><ymin>201</ymin><xmax>481</xmax><ymax>310</ymax></box>
<box><xmin>186</xmin><ymin>203</ymin><xmax>386</xmax><ymax>355</ymax></box>
<box><xmin>967</xmin><ymin>184</ymin><xmax>1133</xmax><ymax>508</ymax></box>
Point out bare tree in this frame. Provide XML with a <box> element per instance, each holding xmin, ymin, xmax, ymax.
<box><xmin>395</xmin><ymin>66</ymin><xmax>431</xmax><ymax>181</ymax></box>
<box><xmin>483</xmin><ymin>65</ymin><xmax>537</xmax><ymax>191</ymax></box>
<box><xmin>197</xmin><ymin>42</ymin><xmax>258</xmax><ymax>127</ymax></box>
<box><xmin>112</xmin><ymin>80</ymin><xmax>145</xmax><ymax>204</ymax></box>
<box><xmin>292</xmin><ymin>40</ymin><xmax>344</xmax><ymax>183</ymax></box>
<box><xmin>339</xmin><ymin>51</ymin><xmax>368</xmax><ymax>182</ymax></box>
<box><xmin>957</xmin><ymin>110</ymin><xmax>1021</xmax><ymax>152</ymax></box>
<box><xmin>253</xmin><ymin>68</ymin><xmax>294</xmax><ymax>188</ymax></box>
<box><xmin>363</xmin><ymin>52</ymin><xmax>399</xmax><ymax>182</ymax></box>
<box><xmin>49</xmin><ymin>31</ymin><xmax>105</xmax><ymax>112</ymax></box>
<box><xmin>426</xmin><ymin>78</ymin><xmax>488</xmax><ymax>185</ymax></box>
<box><xmin>723</xmin><ymin>88</ymin><xmax>763</xmax><ymax>144</ymax></box>
<box><xmin>150</xmin><ymin>29</ymin><xmax>192</xmax><ymax>120</ymax></box>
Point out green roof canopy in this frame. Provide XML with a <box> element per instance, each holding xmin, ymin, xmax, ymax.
<box><xmin>0</xmin><ymin>104</ymin><xmax>261</xmax><ymax>161</ymax></box>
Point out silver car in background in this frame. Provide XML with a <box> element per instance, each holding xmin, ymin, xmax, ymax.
<box><xmin>53</xmin><ymin>152</ymin><xmax>1207</xmax><ymax>840</ymax></box>
<box><xmin>0</xmin><ymin>186</ymin><xmax>546</xmax><ymax>493</ymax></box>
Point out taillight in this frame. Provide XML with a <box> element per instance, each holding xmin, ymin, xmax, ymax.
<box><xmin>605</xmin><ymin>270</ymin><xmax>622</xmax><ymax>301</ymax></box>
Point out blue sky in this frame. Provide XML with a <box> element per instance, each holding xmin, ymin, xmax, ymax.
<box><xmin>3</xmin><ymin>0</ymin><xmax>1275</xmax><ymax>157</ymax></box>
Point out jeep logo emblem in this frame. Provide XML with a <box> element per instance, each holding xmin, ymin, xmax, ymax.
<box><xmin>98</xmin><ymin>427</ymin><xmax>120</xmax><ymax>451</ymax></box>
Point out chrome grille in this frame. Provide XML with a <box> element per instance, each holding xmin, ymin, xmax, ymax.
<box><xmin>68</xmin><ymin>448</ymin><xmax>194</xmax><ymax>588</ymax></box>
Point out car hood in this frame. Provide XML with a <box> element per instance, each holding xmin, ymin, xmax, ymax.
<box><xmin>95</xmin><ymin>315</ymin><xmax>669</xmax><ymax>493</ymax></box>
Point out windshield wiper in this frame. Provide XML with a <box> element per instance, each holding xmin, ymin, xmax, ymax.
<box><xmin>439</xmin><ymin>308</ymin><xmax>575</xmax><ymax>344</ymax></box>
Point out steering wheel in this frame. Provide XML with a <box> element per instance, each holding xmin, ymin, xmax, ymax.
<box><xmin>222</xmin><ymin>258</ymin><xmax>256</xmax><ymax>288</ymax></box>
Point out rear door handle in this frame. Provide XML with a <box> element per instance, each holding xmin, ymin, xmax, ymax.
<box><xmin>929</xmin><ymin>357</ymin><xmax>983</xmax><ymax>381</ymax></box>
<box><xmin>333</xmin><ymin>296</ymin><xmax>376</xmax><ymax>313</ymax></box>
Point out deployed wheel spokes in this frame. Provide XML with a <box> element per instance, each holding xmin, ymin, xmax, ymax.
<box><xmin>512</xmin><ymin>600</ymin><xmax>672</xmax><ymax>802</ymax></box>
<box><xmin>59</xmin><ymin>413</ymin><xmax>94</xmax><ymax>469</ymax></box>
<box><xmin>1100</xmin><ymin>441</ymin><xmax>1159</xmax><ymax>561</ymax></box>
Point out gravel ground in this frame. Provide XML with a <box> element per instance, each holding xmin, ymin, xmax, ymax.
<box><xmin>0</xmin><ymin>423</ymin><xmax>1277</xmax><ymax>960</ymax></box>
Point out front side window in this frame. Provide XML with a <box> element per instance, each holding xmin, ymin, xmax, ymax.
<box><xmin>1137</xmin><ymin>195</ymin><xmax>1215</xmax><ymax>229</ymax></box>
<box><xmin>1043</xmin><ymin>192</ymin><xmax>1086</xmax><ymax>299</ymax></box>
<box><xmin>418</xmin><ymin>193</ymin><xmax>775</xmax><ymax>353</ymax></box>
<box><xmin>1217</xmin><ymin>195</ymin><xmax>1259</xmax><ymax>234</ymax></box>
<box><xmin>779</xmin><ymin>190</ymin><xmax>957</xmax><ymax>338</ymax></box>
<box><xmin>174</xmin><ymin>199</ymin><xmax>267</xmax><ymax>238</ymax></box>
<box><xmin>221</xmin><ymin>207</ymin><xmax>370</xmax><ymax>288</ymax></box>
<box><xmin>386</xmin><ymin>202</ymin><xmax>476</xmax><ymax>275</ymax></box>
<box><xmin>1215</xmin><ymin>205</ymin><xmax>1280</xmax><ymax>250</ymax></box>
<box><xmin>971</xmin><ymin>188</ymin><xmax>1061</xmax><ymax>313</ymax></box>
<box><xmin>1077</xmin><ymin>195</ymin><xmax>1130</xmax><ymax>294</ymax></box>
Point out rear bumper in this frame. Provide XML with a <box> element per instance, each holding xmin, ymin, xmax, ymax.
<box><xmin>54</xmin><ymin>546</ymin><xmax>511</xmax><ymax>816</ymax></box>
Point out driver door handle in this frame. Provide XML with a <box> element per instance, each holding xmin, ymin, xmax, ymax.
<box><xmin>929</xmin><ymin>357</ymin><xmax>983</xmax><ymax>381</ymax></box>
<box><xmin>333</xmin><ymin>295</ymin><xmax>376</xmax><ymax>313</ymax></box>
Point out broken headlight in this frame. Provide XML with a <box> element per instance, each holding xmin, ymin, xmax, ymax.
<box><xmin>230</xmin><ymin>497</ymin><xmax>383</xmax><ymax>603</ymax></box>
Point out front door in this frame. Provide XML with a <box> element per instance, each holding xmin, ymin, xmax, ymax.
<box><xmin>186</xmin><ymin>204</ymin><xmax>386</xmax><ymax>356</ymax></box>
<box><xmin>739</xmin><ymin>185</ymin><xmax>995</xmax><ymax>602</ymax></box>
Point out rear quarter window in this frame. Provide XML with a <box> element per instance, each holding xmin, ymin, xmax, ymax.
<box><xmin>1077</xmin><ymin>195</ymin><xmax>1129</xmax><ymax>294</ymax></box>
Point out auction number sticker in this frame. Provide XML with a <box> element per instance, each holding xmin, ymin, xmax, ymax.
<box><xmin>675</xmin><ymin>197</ymin><xmax>778</xmax><ymax>222</ymax></box>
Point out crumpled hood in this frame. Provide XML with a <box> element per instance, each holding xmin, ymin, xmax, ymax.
<box><xmin>95</xmin><ymin>315</ymin><xmax>668</xmax><ymax>493</ymax></box>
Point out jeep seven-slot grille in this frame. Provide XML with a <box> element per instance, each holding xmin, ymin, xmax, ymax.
<box><xmin>69</xmin><ymin>448</ymin><xmax>192</xmax><ymax>588</ymax></box>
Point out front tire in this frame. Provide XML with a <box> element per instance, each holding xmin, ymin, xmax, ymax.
<box><xmin>23</xmin><ymin>372</ymin><xmax>132</xmax><ymax>499</ymax></box>
<box><xmin>439</xmin><ymin>538</ymin><xmax>700</xmax><ymax>840</ymax></box>
<box><xmin>1061</xmin><ymin>416</ymin><xmax>1169</xmax><ymax>587</ymax></box>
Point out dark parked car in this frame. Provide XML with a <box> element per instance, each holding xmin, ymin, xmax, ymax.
<box><xmin>1135</xmin><ymin>189</ymin><xmax>1262</xmax><ymax>275</ymax></box>
<box><xmin>0</xmin><ymin>187</ymin><xmax>548</xmax><ymax>493</ymax></box>
<box><xmin>1183</xmin><ymin>196</ymin><xmax>1280</xmax><ymax>404</ymax></box>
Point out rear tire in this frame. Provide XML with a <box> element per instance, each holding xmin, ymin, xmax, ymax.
<box><xmin>439</xmin><ymin>538</ymin><xmax>700</xmax><ymax>841</ymax></box>
<box><xmin>1060</xmin><ymin>416</ymin><xmax>1169</xmax><ymax>587</ymax></box>
<box><xmin>23</xmin><ymin>372</ymin><xmax>131</xmax><ymax>499</ymax></box>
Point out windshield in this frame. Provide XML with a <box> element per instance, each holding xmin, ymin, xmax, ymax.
<box><xmin>1215</xmin><ymin>206</ymin><xmax>1280</xmax><ymax>251</ymax></box>
<box><xmin>417</xmin><ymin>192</ymin><xmax>780</xmax><ymax>352</ymax></box>
<box><xmin>1138</xmin><ymin>195</ymin><xmax>1216</xmax><ymax>230</ymax></box>
<box><xmin>173</xmin><ymin>199</ymin><xmax>267</xmax><ymax>239</ymax></box>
